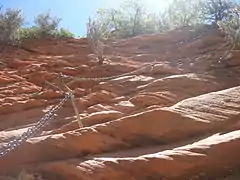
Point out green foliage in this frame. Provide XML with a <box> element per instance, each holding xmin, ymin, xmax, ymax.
<box><xmin>0</xmin><ymin>7</ymin><xmax>25</xmax><ymax>44</ymax></box>
<box><xmin>155</xmin><ymin>11</ymin><xmax>171</xmax><ymax>32</ymax></box>
<box><xmin>94</xmin><ymin>9</ymin><xmax>123</xmax><ymax>38</ymax></box>
<box><xmin>0</xmin><ymin>7</ymin><xmax>75</xmax><ymax>45</ymax></box>
<box><xmin>19</xmin><ymin>26</ymin><xmax>39</xmax><ymax>41</ymax></box>
<box><xmin>21</xmin><ymin>12</ymin><xmax>75</xmax><ymax>42</ymax></box>
<box><xmin>33</xmin><ymin>11</ymin><xmax>61</xmax><ymax>38</ymax></box>
<box><xmin>167</xmin><ymin>0</ymin><xmax>204</xmax><ymax>28</ymax></box>
<box><xmin>199</xmin><ymin>0</ymin><xmax>235</xmax><ymax>23</ymax></box>
<box><xmin>218</xmin><ymin>5</ymin><xmax>240</xmax><ymax>48</ymax></box>
<box><xmin>91</xmin><ymin>0</ymin><xmax>206</xmax><ymax>39</ymax></box>
<box><xmin>55</xmin><ymin>28</ymin><xmax>75</xmax><ymax>38</ymax></box>
<box><xmin>94</xmin><ymin>0</ymin><xmax>155</xmax><ymax>38</ymax></box>
<box><xmin>19</xmin><ymin>26</ymin><xmax>74</xmax><ymax>42</ymax></box>
<box><xmin>121</xmin><ymin>0</ymin><xmax>146</xmax><ymax>36</ymax></box>
<box><xmin>31</xmin><ymin>12</ymin><xmax>75</xmax><ymax>39</ymax></box>
<box><xmin>89</xmin><ymin>0</ymin><xmax>240</xmax><ymax>39</ymax></box>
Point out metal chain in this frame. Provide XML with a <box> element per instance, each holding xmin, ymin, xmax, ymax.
<box><xmin>0</xmin><ymin>92</ymin><xmax>73</xmax><ymax>157</ymax></box>
<box><xmin>0</xmin><ymin>62</ymin><xmax>157</xmax><ymax>158</ymax></box>
<box><xmin>62</xmin><ymin>62</ymin><xmax>157</xmax><ymax>82</ymax></box>
<box><xmin>22</xmin><ymin>63</ymin><xmax>157</xmax><ymax>100</ymax></box>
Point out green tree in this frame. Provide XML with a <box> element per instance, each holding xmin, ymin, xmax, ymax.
<box><xmin>19</xmin><ymin>26</ymin><xmax>39</xmax><ymax>40</ymax></box>
<box><xmin>95</xmin><ymin>8</ymin><xmax>123</xmax><ymax>38</ymax></box>
<box><xmin>155</xmin><ymin>11</ymin><xmax>171</xmax><ymax>32</ymax></box>
<box><xmin>199</xmin><ymin>0</ymin><xmax>235</xmax><ymax>24</ymax></box>
<box><xmin>123</xmin><ymin>0</ymin><xmax>146</xmax><ymax>36</ymax></box>
<box><xmin>218</xmin><ymin>4</ymin><xmax>240</xmax><ymax>48</ymax></box>
<box><xmin>167</xmin><ymin>0</ymin><xmax>204</xmax><ymax>28</ymax></box>
<box><xmin>55</xmin><ymin>28</ymin><xmax>75</xmax><ymax>38</ymax></box>
<box><xmin>20</xmin><ymin>12</ymin><xmax>75</xmax><ymax>40</ymax></box>
<box><xmin>93</xmin><ymin>0</ymin><xmax>151</xmax><ymax>38</ymax></box>
<box><xmin>34</xmin><ymin>11</ymin><xmax>61</xmax><ymax>37</ymax></box>
<box><xmin>0</xmin><ymin>7</ymin><xmax>25</xmax><ymax>44</ymax></box>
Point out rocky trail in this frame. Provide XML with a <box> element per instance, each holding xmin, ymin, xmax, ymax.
<box><xmin>0</xmin><ymin>27</ymin><xmax>239</xmax><ymax>180</ymax></box>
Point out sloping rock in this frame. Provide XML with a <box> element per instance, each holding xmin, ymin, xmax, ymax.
<box><xmin>129</xmin><ymin>92</ymin><xmax>175</xmax><ymax>107</ymax></box>
<box><xmin>77</xmin><ymin>90</ymin><xmax>116</xmax><ymax>110</ymax></box>
<box><xmin>0</xmin><ymin>28</ymin><xmax>240</xmax><ymax>179</ymax></box>
<box><xmin>168</xmin><ymin>86</ymin><xmax>240</xmax><ymax>127</ymax></box>
<box><xmin>129</xmin><ymin>73</ymin><xmax>223</xmax><ymax>108</ymax></box>
<box><xmin>0</xmin><ymin>86</ymin><xmax>239</xmax><ymax>174</ymax></box>
<box><xmin>94</xmin><ymin>75</ymin><xmax>155</xmax><ymax>95</ymax></box>
<box><xmin>53</xmin><ymin>110</ymin><xmax>124</xmax><ymax>134</ymax></box>
<box><xmin>34</xmin><ymin>130</ymin><xmax>240</xmax><ymax>180</ymax></box>
<box><xmin>139</xmin><ymin>73</ymin><xmax>221</xmax><ymax>94</ymax></box>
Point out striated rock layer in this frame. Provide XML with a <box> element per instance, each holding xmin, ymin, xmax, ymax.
<box><xmin>0</xmin><ymin>27</ymin><xmax>239</xmax><ymax>179</ymax></box>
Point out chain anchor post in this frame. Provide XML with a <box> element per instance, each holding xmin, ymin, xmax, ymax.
<box><xmin>60</xmin><ymin>73</ymin><xmax>83</xmax><ymax>128</ymax></box>
<box><xmin>68</xmin><ymin>89</ymin><xmax>84</xmax><ymax>128</ymax></box>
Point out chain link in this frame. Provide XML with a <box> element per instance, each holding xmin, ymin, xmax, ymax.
<box><xmin>0</xmin><ymin>62</ymin><xmax>157</xmax><ymax>158</ymax></box>
<box><xmin>62</xmin><ymin>62</ymin><xmax>157</xmax><ymax>82</ymax></box>
<box><xmin>0</xmin><ymin>92</ymin><xmax>73</xmax><ymax>157</ymax></box>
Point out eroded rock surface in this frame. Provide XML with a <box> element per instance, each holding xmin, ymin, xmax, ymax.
<box><xmin>0</xmin><ymin>28</ymin><xmax>239</xmax><ymax>179</ymax></box>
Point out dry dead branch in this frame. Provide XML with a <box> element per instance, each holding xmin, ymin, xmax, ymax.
<box><xmin>87</xmin><ymin>18</ymin><xmax>104</xmax><ymax>65</ymax></box>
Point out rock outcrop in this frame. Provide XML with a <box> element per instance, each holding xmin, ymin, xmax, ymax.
<box><xmin>0</xmin><ymin>27</ymin><xmax>239</xmax><ymax>179</ymax></box>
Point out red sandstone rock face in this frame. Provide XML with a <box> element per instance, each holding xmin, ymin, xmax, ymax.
<box><xmin>0</xmin><ymin>28</ymin><xmax>239</xmax><ymax>179</ymax></box>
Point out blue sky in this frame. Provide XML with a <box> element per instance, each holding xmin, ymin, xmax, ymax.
<box><xmin>1</xmin><ymin>0</ymin><xmax>171</xmax><ymax>36</ymax></box>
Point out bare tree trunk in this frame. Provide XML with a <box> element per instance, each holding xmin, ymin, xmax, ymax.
<box><xmin>132</xmin><ymin>7</ymin><xmax>141</xmax><ymax>36</ymax></box>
